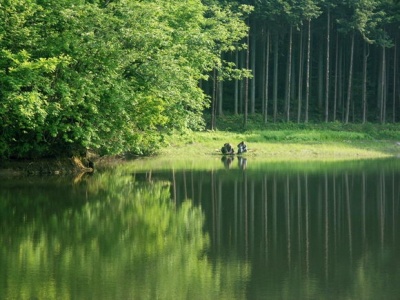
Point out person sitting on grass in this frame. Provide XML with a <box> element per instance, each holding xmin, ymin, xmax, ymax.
<box><xmin>221</xmin><ymin>143</ymin><xmax>234</xmax><ymax>155</ymax></box>
<box><xmin>237</xmin><ymin>141</ymin><xmax>247</xmax><ymax>154</ymax></box>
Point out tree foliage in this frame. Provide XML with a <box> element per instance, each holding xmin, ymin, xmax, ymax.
<box><xmin>0</xmin><ymin>0</ymin><xmax>249</xmax><ymax>158</ymax></box>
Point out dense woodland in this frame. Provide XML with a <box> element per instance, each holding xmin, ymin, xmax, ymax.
<box><xmin>1</xmin><ymin>0</ymin><xmax>400</xmax><ymax>158</ymax></box>
<box><xmin>207</xmin><ymin>0</ymin><xmax>400</xmax><ymax>128</ymax></box>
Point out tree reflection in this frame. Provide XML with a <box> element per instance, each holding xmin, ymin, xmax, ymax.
<box><xmin>3</xmin><ymin>158</ymin><xmax>400</xmax><ymax>299</ymax></box>
<box><xmin>154</xmin><ymin>159</ymin><xmax>400</xmax><ymax>299</ymax></box>
<box><xmin>0</xmin><ymin>173</ymin><xmax>250</xmax><ymax>299</ymax></box>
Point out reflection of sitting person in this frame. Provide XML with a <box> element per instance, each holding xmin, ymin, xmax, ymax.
<box><xmin>237</xmin><ymin>141</ymin><xmax>247</xmax><ymax>154</ymax></box>
<box><xmin>221</xmin><ymin>143</ymin><xmax>234</xmax><ymax>155</ymax></box>
<box><xmin>221</xmin><ymin>156</ymin><xmax>234</xmax><ymax>169</ymax></box>
<box><xmin>238</xmin><ymin>156</ymin><xmax>247</xmax><ymax>170</ymax></box>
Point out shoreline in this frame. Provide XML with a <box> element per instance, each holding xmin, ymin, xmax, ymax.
<box><xmin>0</xmin><ymin>157</ymin><xmax>94</xmax><ymax>176</ymax></box>
<box><xmin>1</xmin><ymin>139</ymin><xmax>399</xmax><ymax>176</ymax></box>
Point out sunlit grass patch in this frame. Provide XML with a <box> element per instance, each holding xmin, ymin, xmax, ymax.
<box><xmin>160</xmin><ymin>129</ymin><xmax>395</xmax><ymax>162</ymax></box>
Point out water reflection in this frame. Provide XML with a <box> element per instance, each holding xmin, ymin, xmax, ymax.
<box><xmin>221</xmin><ymin>156</ymin><xmax>247</xmax><ymax>170</ymax></box>
<box><xmin>0</xmin><ymin>174</ymin><xmax>249</xmax><ymax>299</ymax></box>
<box><xmin>1</xmin><ymin>158</ymin><xmax>400</xmax><ymax>299</ymax></box>
<box><xmin>141</xmin><ymin>158</ymin><xmax>400</xmax><ymax>299</ymax></box>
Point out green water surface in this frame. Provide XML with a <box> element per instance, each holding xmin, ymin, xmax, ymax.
<box><xmin>1</xmin><ymin>157</ymin><xmax>400</xmax><ymax>299</ymax></box>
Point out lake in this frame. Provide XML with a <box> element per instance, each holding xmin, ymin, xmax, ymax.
<box><xmin>1</xmin><ymin>157</ymin><xmax>400</xmax><ymax>299</ymax></box>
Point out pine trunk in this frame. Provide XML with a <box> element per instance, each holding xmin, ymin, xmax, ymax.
<box><xmin>380</xmin><ymin>46</ymin><xmax>386</xmax><ymax>124</ymax></box>
<box><xmin>261</xmin><ymin>28</ymin><xmax>266</xmax><ymax>115</ymax></box>
<box><xmin>362</xmin><ymin>41</ymin><xmax>369</xmax><ymax>123</ymax></box>
<box><xmin>297</xmin><ymin>27</ymin><xmax>304</xmax><ymax>123</ymax></box>
<box><xmin>305</xmin><ymin>20</ymin><xmax>311</xmax><ymax>123</ymax></box>
<box><xmin>339</xmin><ymin>44</ymin><xmax>344</xmax><ymax>122</ymax></box>
<box><xmin>244</xmin><ymin>31</ymin><xmax>250</xmax><ymax>127</ymax></box>
<box><xmin>211</xmin><ymin>69</ymin><xmax>217</xmax><ymax>130</ymax></box>
<box><xmin>286</xmin><ymin>26</ymin><xmax>293</xmax><ymax>122</ymax></box>
<box><xmin>345</xmin><ymin>32</ymin><xmax>354</xmax><ymax>124</ymax></box>
<box><xmin>325</xmin><ymin>8</ymin><xmax>330</xmax><ymax>122</ymax></box>
<box><xmin>251</xmin><ymin>28</ymin><xmax>256</xmax><ymax>114</ymax></box>
<box><xmin>333</xmin><ymin>31</ymin><xmax>338</xmax><ymax>121</ymax></box>
<box><xmin>234</xmin><ymin>50</ymin><xmax>239</xmax><ymax>115</ymax></box>
<box><xmin>264</xmin><ymin>28</ymin><xmax>270</xmax><ymax>123</ymax></box>
<box><xmin>392</xmin><ymin>41</ymin><xmax>397</xmax><ymax>122</ymax></box>
<box><xmin>273</xmin><ymin>33</ymin><xmax>279</xmax><ymax>122</ymax></box>
<box><xmin>318</xmin><ymin>44</ymin><xmax>323</xmax><ymax>112</ymax></box>
<box><xmin>218</xmin><ymin>78</ymin><xmax>223</xmax><ymax>116</ymax></box>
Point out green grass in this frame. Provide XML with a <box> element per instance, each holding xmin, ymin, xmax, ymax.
<box><xmin>123</xmin><ymin>131</ymin><xmax>396</xmax><ymax>173</ymax></box>
<box><xmin>209</xmin><ymin>114</ymin><xmax>400</xmax><ymax>140</ymax></box>
<box><xmin>158</xmin><ymin>118</ymin><xmax>400</xmax><ymax>161</ymax></box>
<box><xmin>101</xmin><ymin>117</ymin><xmax>400</xmax><ymax>173</ymax></box>
<box><xmin>112</xmin><ymin>117</ymin><xmax>400</xmax><ymax>172</ymax></box>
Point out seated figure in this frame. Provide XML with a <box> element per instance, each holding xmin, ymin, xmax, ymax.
<box><xmin>221</xmin><ymin>143</ymin><xmax>234</xmax><ymax>155</ymax></box>
<box><xmin>237</xmin><ymin>141</ymin><xmax>247</xmax><ymax>154</ymax></box>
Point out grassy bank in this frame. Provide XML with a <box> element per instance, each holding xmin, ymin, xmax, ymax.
<box><xmin>159</xmin><ymin>117</ymin><xmax>400</xmax><ymax>161</ymax></box>
<box><xmin>4</xmin><ymin>117</ymin><xmax>400</xmax><ymax>175</ymax></box>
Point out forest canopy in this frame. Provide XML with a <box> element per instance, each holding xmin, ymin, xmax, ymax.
<box><xmin>1</xmin><ymin>0</ymin><xmax>400</xmax><ymax>158</ymax></box>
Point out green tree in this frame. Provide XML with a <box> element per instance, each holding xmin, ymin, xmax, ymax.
<box><xmin>0</xmin><ymin>0</ymin><xmax>250</xmax><ymax>158</ymax></box>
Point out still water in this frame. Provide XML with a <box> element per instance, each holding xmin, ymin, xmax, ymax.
<box><xmin>1</xmin><ymin>157</ymin><xmax>400</xmax><ymax>299</ymax></box>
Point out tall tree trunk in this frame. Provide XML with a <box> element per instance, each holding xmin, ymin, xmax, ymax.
<box><xmin>244</xmin><ymin>30</ymin><xmax>250</xmax><ymax>127</ymax></box>
<box><xmin>380</xmin><ymin>46</ymin><xmax>386</xmax><ymax>124</ymax></box>
<box><xmin>297</xmin><ymin>27</ymin><xmax>304</xmax><ymax>123</ymax></box>
<box><xmin>318</xmin><ymin>43</ymin><xmax>323</xmax><ymax>112</ymax></box>
<box><xmin>211</xmin><ymin>69</ymin><xmax>217</xmax><ymax>130</ymax></box>
<box><xmin>264</xmin><ymin>28</ymin><xmax>270</xmax><ymax>123</ymax></box>
<box><xmin>251</xmin><ymin>28</ymin><xmax>256</xmax><ymax>114</ymax></box>
<box><xmin>240</xmin><ymin>51</ymin><xmax>245</xmax><ymax>114</ymax></box>
<box><xmin>286</xmin><ymin>26</ymin><xmax>293</xmax><ymax>122</ymax></box>
<box><xmin>261</xmin><ymin>28</ymin><xmax>266</xmax><ymax>116</ymax></box>
<box><xmin>333</xmin><ymin>31</ymin><xmax>339</xmax><ymax>121</ymax></box>
<box><xmin>273</xmin><ymin>33</ymin><xmax>279</xmax><ymax>122</ymax></box>
<box><xmin>325</xmin><ymin>8</ymin><xmax>330</xmax><ymax>122</ymax></box>
<box><xmin>345</xmin><ymin>32</ymin><xmax>354</xmax><ymax>124</ymax></box>
<box><xmin>362</xmin><ymin>41</ymin><xmax>369</xmax><ymax>123</ymax></box>
<box><xmin>234</xmin><ymin>50</ymin><xmax>239</xmax><ymax>115</ymax></box>
<box><xmin>305</xmin><ymin>20</ymin><xmax>311</xmax><ymax>123</ymax></box>
<box><xmin>291</xmin><ymin>52</ymin><xmax>296</xmax><ymax>107</ymax></box>
<box><xmin>218</xmin><ymin>78</ymin><xmax>223</xmax><ymax>116</ymax></box>
<box><xmin>392</xmin><ymin>40</ymin><xmax>397</xmax><ymax>122</ymax></box>
<box><xmin>339</xmin><ymin>44</ymin><xmax>344</xmax><ymax>122</ymax></box>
